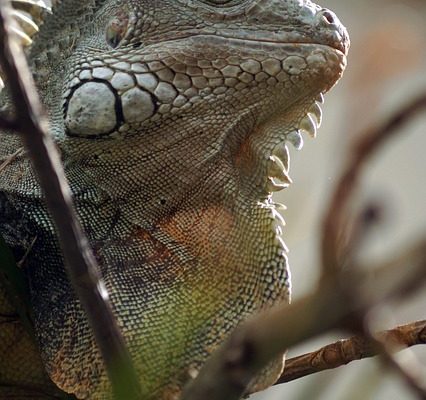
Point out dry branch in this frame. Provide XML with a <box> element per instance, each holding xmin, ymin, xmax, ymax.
<box><xmin>277</xmin><ymin>320</ymin><xmax>426</xmax><ymax>384</ymax></box>
<box><xmin>0</xmin><ymin>2</ymin><xmax>141</xmax><ymax>399</ymax></box>
<box><xmin>362</xmin><ymin>319</ymin><xmax>426</xmax><ymax>399</ymax></box>
<box><xmin>321</xmin><ymin>94</ymin><xmax>426</xmax><ymax>279</ymax></box>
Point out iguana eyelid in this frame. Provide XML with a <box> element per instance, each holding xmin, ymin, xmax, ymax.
<box><xmin>205</xmin><ymin>0</ymin><xmax>234</xmax><ymax>4</ymax></box>
<box><xmin>199</xmin><ymin>0</ymin><xmax>249</xmax><ymax>9</ymax></box>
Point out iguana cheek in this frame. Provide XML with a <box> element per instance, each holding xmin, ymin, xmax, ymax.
<box><xmin>64</xmin><ymin>79</ymin><xmax>157</xmax><ymax>138</ymax></box>
<box><xmin>157</xmin><ymin>206</ymin><xmax>235</xmax><ymax>264</ymax></box>
<box><xmin>64</xmin><ymin>81</ymin><xmax>118</xmax><ymax>137</ymax></box>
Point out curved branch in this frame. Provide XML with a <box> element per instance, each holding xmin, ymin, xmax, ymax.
<box><xmin>321</xmin><ymin>93</ymin><xmax>426</xmax><ymax>279</ymax></box>
<box><xmin>277</xmin><ymin>320</ymin><xmax>426</xmax><ymax>384</ymax></box>
<box><xmin>363</xmin><ymin>321</ymin><xmax>426</xmax><ymax>399</ymax></box>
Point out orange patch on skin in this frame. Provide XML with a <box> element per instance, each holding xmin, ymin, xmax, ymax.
<box><xmin>159</xmin><ymin>206</ymin><xmax>235</xmax><ymax>263</ymax></box>
<box><xmin>233</xmin><ymin>132</ymin><xmax>257</xmax><ymax>176</ymax></box>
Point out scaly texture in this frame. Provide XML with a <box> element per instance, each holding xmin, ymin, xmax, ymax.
<box><xmin>0</xmin><ymin>1</ymin><xmax>349</xmax><ymax>398</ymax></box>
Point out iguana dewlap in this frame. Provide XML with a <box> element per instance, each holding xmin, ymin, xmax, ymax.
<box><xmin>0</xmin><ymin>0</ymin><xmax>348</xmax><ymax>398</ymax></box>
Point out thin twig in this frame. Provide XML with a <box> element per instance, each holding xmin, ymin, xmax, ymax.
<box><xmin>16</xmin><ymin>235</ymin><xmax>37</xmax><ymax>268</ymax></box>
<box><xmin>368</xmin><ymin>239</ymin><xmax>426</xmax><ymax>303</ymax></box>
<box><xmin>276</xmin><ymin>320</ymin><xmax>426</xmax><ymax>384</ymax></box>
<box><xmin>0</xmin><ymin>2</ymin><xmax>141</xmax><ymax>399</ymax></box>
<box><xmin>363</xmin><ymin>320</ymin><xmax>426</xmax><ymax>399</ymax></box>
<box><xmin>321</xmin><ymin>93</ymin><xmax>426</xmax><ymax>279</ymax></box>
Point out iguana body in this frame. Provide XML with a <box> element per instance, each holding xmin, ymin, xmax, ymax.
<box><xmin>0</xmin><ymin>0</ymin><xmax>348</xmax><ymax>398</ymax></box>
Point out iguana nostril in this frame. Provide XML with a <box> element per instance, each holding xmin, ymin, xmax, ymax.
<box><xmin>321</xmin><ymin>10</ymin><xmax>336</xmax><ymax>25</ymax></box>
<box><xmin>313</xmin><ymin>8</ymin><xmax>349</xmax><ymax>54</ymax></box>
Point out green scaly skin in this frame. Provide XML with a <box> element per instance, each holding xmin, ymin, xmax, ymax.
<box><xmin>0</xmin><ymin>0</ymin><xmax>348</xmax><ymax>398</ymax></box>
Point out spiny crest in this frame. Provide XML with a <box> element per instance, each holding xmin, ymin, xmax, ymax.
<box><xmin>1</xmin><ymin>0</ymin><xmax>108</xmax><ymax>113</ymax></box>
<box><xmin>27</xmin><ymin>0</ymin><xmax>107</xmax><ymax>73</ymax></box>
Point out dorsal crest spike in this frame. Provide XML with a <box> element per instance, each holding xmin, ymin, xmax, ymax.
<box><xmin>28</xmin><ymin>0</ymin><xmax>107</xmax><ymax>68</ymax></box>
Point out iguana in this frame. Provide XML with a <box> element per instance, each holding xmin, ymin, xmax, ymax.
<box><xmin>0</xmin><ymin>0</ymin><xmax>349</xmax><ymax>398</ymax></box>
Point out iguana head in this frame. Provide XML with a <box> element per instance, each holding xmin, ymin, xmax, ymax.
<box><xmin>28</xmin><ymin>0</ymin><xmax>349</xmax><ymax>229</ymax></box>
<box><xmin>1</xmin><ymin>0</ymin><xmax>348</xmax><ymax>398</ymax></box>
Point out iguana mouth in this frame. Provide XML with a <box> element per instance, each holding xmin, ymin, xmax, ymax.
<box><xmin>62</xmin><ymin>38</ymin><xmax>343</xmax><ymax>140</ymax></box>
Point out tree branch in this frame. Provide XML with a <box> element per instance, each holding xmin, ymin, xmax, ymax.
<box><xmin>181</xmin><ymin>283</ymin><xmax>349</xmax><ymax>400</ymax></box>
<box><xmin>0</xmin><ymin>2</ymin><xmax>141</xmax><ymax>399</ymax></box>
<box><xmin>362</xmin><ymin>319</ymin><xmax>426</xmax><ymax>399</ymax></box>
<box><xmin>277</xmin><ymin>320</ymin><xmax>426</xmax><ymax>384</ymax></box>
<box><xmin>321</xmin><ymin>93</ymin><xmax>426</xmax><ymax>279</ymax></box>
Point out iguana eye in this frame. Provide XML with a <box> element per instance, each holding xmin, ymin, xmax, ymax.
<box><xmin>105</xmin><ymin>13</ymin><xmax>129</xmax><ymax>48</ymax></box>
